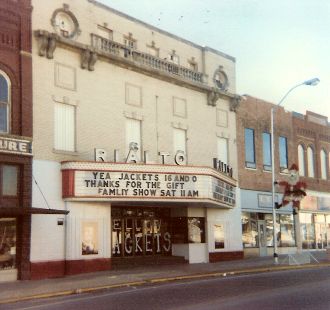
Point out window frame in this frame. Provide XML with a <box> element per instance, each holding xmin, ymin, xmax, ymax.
<box><xmin>244</xmin><ymin>128</ymin><xmax>256</xmax><ymax>169</ymax></box>
<box><xmin>320</xmin><ymin>149</ymin><xmax>327</xmax><ymax>180</ymax></box>
<box><xmin>298</xmin><ymin>144</ymin><xmax>306</xmax><ymax>177</ymax></box>
<box><xmin>279</xmin><ymin>136</ymin><xmax>288</xmax><ymax>171</ymax></box>
<box><xmin>262</xmin><ymin>132</ymin><xmax>272</xmax><ymax>171</ymax></box>
<box><xmin>307</xmin><ymin>145</ymin><xmax>315</xmax><ymax>178</ymax></box>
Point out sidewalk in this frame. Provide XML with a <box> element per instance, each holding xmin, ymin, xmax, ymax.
<box><xmin>0</xmin><ymin>251</ymin><xmax>329</xmax><ymax>304</ymax></box>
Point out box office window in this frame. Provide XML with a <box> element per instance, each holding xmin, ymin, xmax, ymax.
<box><xmin>172</xmin><ymin>217</ymin><xmax>205</xmax><ymax>244</ymax></box>
<box><xmin>1</xmin><ymin>165</ymin><xmax>18</xmax><ymax>197</ymax></box>
<box><xmin>0</xmin><ymin>218</ymin><xmax>16</xmax><ymax>270</ymax></box>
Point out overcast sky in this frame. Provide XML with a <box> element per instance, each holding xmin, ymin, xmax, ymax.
<box><xmin>98</xmin><ymin>0</ymin><xmax>330</xmax><ymax>119</ymax></box>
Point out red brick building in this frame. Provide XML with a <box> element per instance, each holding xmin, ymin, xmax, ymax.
<box><xmin>0</xmin><ymin>0</ymin><xmax>33</xmax><ymax>281</ymax></box>
<box><xmin>236</xmin><ymin>95</ymin><xmax>330</xmax><ymax>257</ymax></box>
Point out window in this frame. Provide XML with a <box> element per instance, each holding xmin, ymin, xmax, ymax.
<box><xmin>307</xmin><ymin>146</ymin><xmax>315</xmax><ymax>177</ymax></box>
<box><xmin>124</xmin><ymin>33</ymin><xmax>136</xmax><ymax>49</ymax></box>
<box><xmin>2</xmin><ymin>165</ymin><xmax>18</xmax><ymax>196</ymax></box>
<box><xmin>173</xmin><ymin>128</ymin><xmax>187</xmax><ymax>164</ymax></box>
<box><xmin>54</xmin><ymin>102</ymin><xmax>76</xmax><ymax>152</ymax></box>
<box><xmin>298</xmin><ymin>144</ymin><xmax>305</xmax><ymax>176</ymax></box>
<box><xmin>279</xmin><ymin>136</ymin><xmax>288</xmax><ymax>170</ymax></box>
<box><xmin>217</xmin><ymin>137</ymin><xmax>228</xmax><ymax>165</ymax></box>
<box><xmin>126</xmin><ymin>118</ymin><xmax>141</xmax><ymax>161</ymax></box>
<box><xmin>244</xmin><ymin>128</ymin><xmax>256</xmax><ymax>168</ymax></box>
<box><xmin>169</xmin><ymin>52</ymin><xmax>179</xmax><ymax>65</ymax></box>
<box><xmin>278</xmin><ymin>214</ymin><xmax>295</xmax><ymax>247</ymax></box>
<box><xmin>188</xmin><ymin>218</ymin><xmax>205</xmax><ymax>243</ymax></box>
<box><xmin>262</xmin><ymin>132</ymin><xmax>272</xmax><ymax>171</ymax></box>
<box><xmin>320</xmin><ymin>149</ymin><xmax>327</xmax><ymax>180</ymax></box>
<box><xmin>214</xmin><ymin>224</ymin><xmax>225</xmax><ymax>249</ymax></box>
<box><xmin>0</xmin><ymin>71</ymin><xmax>10</xmax><ymax>133</ymax></box>
<box><xmin>0</xmin><ymin>218</ymin><xmax>16</xmax><ymax>270</ymax></box>
<box><xmin>300</xmin><ymin>213</ymin><xmax>316</xmax><ymax>249</ymax></box>
<box><xmin>241</xmin><ymin>212</ymin><xmax>258</xmax><ymax>247</ymax></box>
<box><xmin>97</xmin><ymin>25</ymin><xmax>113</xmax><ymax>40</ymax></box>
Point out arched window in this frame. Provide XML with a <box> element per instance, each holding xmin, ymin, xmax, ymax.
<box><xmin>320</xmin><ymin>149</ymin><xmax>327</xmax><ymax>180</ymax></box>
<box><xmin>307</xmin><ymin>146</ymin><xmax>315</xmax><ymax>178</ymax></box>
<box><xmin>298</xmin><ymin>144</ymin><xmax>305</xmax><ymax>176</ymax></box>
<box><xmin>0</xmin><ymin>71</ymin><xmax>10</xmax><ymax>133</ymax></box>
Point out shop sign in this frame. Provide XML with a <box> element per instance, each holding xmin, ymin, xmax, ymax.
<box><xmin>74</xmin><ymin>170</ymin><xmax>236</xmax><ymax>206</ymax></box>
<box><xmin>0</xmin><ymin>136</ymin><xmax>32</xmax><ymax>156</ymax></box>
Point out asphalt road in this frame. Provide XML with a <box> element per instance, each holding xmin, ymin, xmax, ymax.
<box><xmin>3</xmin><ymin>267</ymin><xmax>330</xmax><ymax>310</ymax></box>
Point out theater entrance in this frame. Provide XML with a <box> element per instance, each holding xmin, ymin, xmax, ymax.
<box><xmin>111</xmin><ymin>207</ymin><xmax>172</xmax><ymax>258</ymax></box>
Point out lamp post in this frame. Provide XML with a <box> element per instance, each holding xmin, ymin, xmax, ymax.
<box><xmin>271</xmin><ymin>78</ymin><xmax>319</xmax><ymax>264</ymax></box>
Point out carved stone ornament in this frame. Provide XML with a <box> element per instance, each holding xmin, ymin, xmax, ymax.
<box><xmin>81</xmin><ymin>48</ymin><xmax>98</xmax><ymax>71</ymax></box>
<box><xmin>51</xmin><ymin>6</ymin><xmax>81</xmax><ymax>39</ymax></box>
<box><xmin>213</xmin><ymin>65</ymin><xmax>229</xmax><ymax>91</ymax></box>
<box><xmin>229</xmin><ymin>95</ymin><xmax>242</xmax><ymax>112</ymax></box>
<box><xmin>35</xmin><ymin>30</ymin><xmax>59</xmax><ymax>59</ymax></box>
<box><xmin>207</xmin><ymin>90</ymin><xmax>221</xmax><ymax>107</ymax></box>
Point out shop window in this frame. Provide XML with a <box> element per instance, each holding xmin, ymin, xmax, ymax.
<box><xmin>2</xmin><ymin>165</ymin><xmax>18</xmax><ymax>197</ymax></box>
<box><xmin>320</xmin><ymin>149</ymin><xmax>327</xmax><ymax>180</ymax></box>
<box><xmin>244</xmin><ymin>128</ymin><xmax>256</xmax><ymax>169</ymax></box>
<box><xmin>0</xmin><ymin>71</ymin><xmax>10</xmax><ymax>133</ymax></box>
<box><xmin>307</xmin><ymin>146</ymin><xmax>315</xmax><ymax>178</ymax></box>
<box><xmin>0</xmin><ymin>218</ymin><xmax>16</xmax><ymax>270</ymax></box>
<box><xmin>241</xmin><ymin>212</ymin><xmax>258</xmax><ymax>247</ymax></box>
<box><xmin>300</xmin><ymin>213</ymin><xmax>316</xmax><ymax>249</ymax></box>
<box><xmin>213</xmin><ymin>224</ymin><xmax>225</xmax><ymax>249</ymax></box>
<box><xmin>314</xmin><ymin>214</ymin><xmax>327</xmax><ymax>249</ymax></box>
<box><xmin>173</xmin><ymin>128</ymin><xmax>187</xmax><ymax>164</ymax></box>
<box><xmin>278</xmin><ymin>214</ymin><xmax>295</xmax><ymax>247</ymax></box>
<box><xmin>279</xmin><ymin>136</ymin><xmax>288</xmax><ymax>170</ymax></box>
<box><xmin>125</xmin><ymin>118</ymin><xmax>142</xmax><ymax>162</ymax></box>
<box><xmin>54</xmin><ymin>102</ymin><xmax>76</xmax><ymax>152</ymax></box>
<box><xmin>262</xmin><ymin>132</ymin><xmax>272</xmax><ymax>171</ymax></box>
<box><xmin>217</xmin><ymin>137</ymin><xmax>228</xmax><ymax>165</ymax></box>
<box><xmin>298</xmin><ymin>144</ymin><xmax>305</xmax><ymax>176</ymax></box>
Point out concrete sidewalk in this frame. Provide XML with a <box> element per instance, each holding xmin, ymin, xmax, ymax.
<box><xmin>0</xmin><ymin>252</ymin><xmax>329</xmax><ymax>305</ymax></box>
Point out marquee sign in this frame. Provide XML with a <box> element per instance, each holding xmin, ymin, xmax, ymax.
<box><xmin>0</xmin><ymin>136</ymin><xmax>32</xmax><ymax>156</ymax></box>
<box><xmin>62</xmin><ymin>162</ymin><xmax>236</xmax><ymax>208</ymax></box>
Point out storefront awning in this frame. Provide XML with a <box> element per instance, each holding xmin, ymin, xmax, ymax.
<box><xmin>0</xmin><ymin>207</ymin><xmax>69</xmax><ymax>216</ymax></box>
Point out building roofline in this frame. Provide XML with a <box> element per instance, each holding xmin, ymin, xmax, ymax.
<box><xmin>88</xmin><ymin>0</ymin><xmax>236</xmax><ymax>62</ymax></box>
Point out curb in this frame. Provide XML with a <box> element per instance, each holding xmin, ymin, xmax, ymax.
<box><xmin>1</xmin><ymin>262</ymin><xmax>329</xmax><ymax>305</ymax></box>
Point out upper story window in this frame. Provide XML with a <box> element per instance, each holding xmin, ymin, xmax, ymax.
<box><xmin>217</xmin><ymin>137</ymin><xmax>228</xmax><ymax>165</ymax></box>
<box><xmin>307</xmin><ymin>146</ymin><xmax>315</xmax><ymax>177</ymax></box>
<box><xmin>169</xmin><ymin>50</ymin><xmax>179</xmax><ymax>65</ymax></box>
<box><xmin>279</xmin><ymin>136</ymin><xmax>288</xmax><ymax>170</ymax></box>
<box><xmin>97</xmin><ymin>24</ymin><xmax>113</xmax><ymax>40</ymax></box>
<box><xmin>126</xmin><ymin>118</ymin><xmax>142</xmax><ymax>162</ymax></box>
<box><xmin>262</xmin><ymin>132</ymin><xmax>272</xmax><ymax>171</ymax></box>
<box><xmin>0</xmin><ymin>71</ymin><xmax>10</xmax><ymax>133</ymax></box>
<box><xmin>188</xmin><ymin>57</ymin><xmax>198</xmax><ymax>71</ymax></box>
<box><xmin>54</xmin><ymin>102</ymin><xmax>76</xmax><ymax>152</ymax></box>
<box><xmin>124</xmin><ymin>33</ymin><xmax>136</xmax><ymax>49</ymax></box>
<box><xmin>2</xmin><ymin>165</ymin><xmax>18</xmax><ymax>197</ymax></box>
<box><xmin>320</xmin><ymin>149</ymin><xmax>327</xmax><ymax>180</ymax></box>
<box><xmin>244</xmin><ymin>128</ymin><xmax>256</xmax><ymax>169</ymax></box>
<box><xmin>173</xmin><ymin>128</ymin><xmax>187</xmax><ymax>164</ymax></box>
<box><xmin>298</xmin><ymin>144</ymin><xmax>305</xmax><ymax>177</ymax></box>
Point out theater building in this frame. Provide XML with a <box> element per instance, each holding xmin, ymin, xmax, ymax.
<box><xmin>30</xmin><ymin>0</ymin><xmax>243</xmax><ymax>279</ymax></box>
<box><xmin>0</xmin><ymin>0</ymin><xmax>33</xmax><ymax>282</ymax></box>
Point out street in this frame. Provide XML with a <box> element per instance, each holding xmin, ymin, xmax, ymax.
<box><xmin>2</xmin><ymin>267</ymin><xmax>330</xmax><ymax>310</ymax></box>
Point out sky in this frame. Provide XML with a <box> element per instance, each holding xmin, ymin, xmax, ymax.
<box><xmin>98</xmin><ymin>0</ymin><xmax>330</xmax><ymax>119</ymax></box>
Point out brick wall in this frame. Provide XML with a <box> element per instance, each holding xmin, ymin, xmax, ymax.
<box><xmin>0</xmin><ymin>0</ymin><xmax>33</xmax><ymax>280</ymax></box>
<box><xmin>236</xmin><ymin>96</ymin><xmax>294</xmax><ymax>192</ymax></box>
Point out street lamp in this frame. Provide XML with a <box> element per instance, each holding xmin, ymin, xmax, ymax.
<box><xmin>271</xmin><ymin>78</ymin><xmax>320</xmax><ymax>264</ymax></box>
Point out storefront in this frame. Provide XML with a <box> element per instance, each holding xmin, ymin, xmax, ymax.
<box><xmin>240</xmin><ymin>189</ymin><xmax>297</xmax><ymax>257</ymax></box>
<box><xmin>299</xmin><ymin>193</ymin><xmax>330</xmax><ymax>250</ymax></box>
<box><xmin>59</xmin><ymin>161</ymin><xmax>242</xmax><ymax>274</ymax></box>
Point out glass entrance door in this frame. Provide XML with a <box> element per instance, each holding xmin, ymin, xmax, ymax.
<box><xmin>112</xmin><ymin>207</ymin><xmax>171</xmax><ymax>257</ymax></box>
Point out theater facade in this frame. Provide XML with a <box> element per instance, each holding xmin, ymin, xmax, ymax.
<box><xmin>30</xmin><ymin>0</ymin><xmax>243</xmax><ymax>279</ymax></box>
